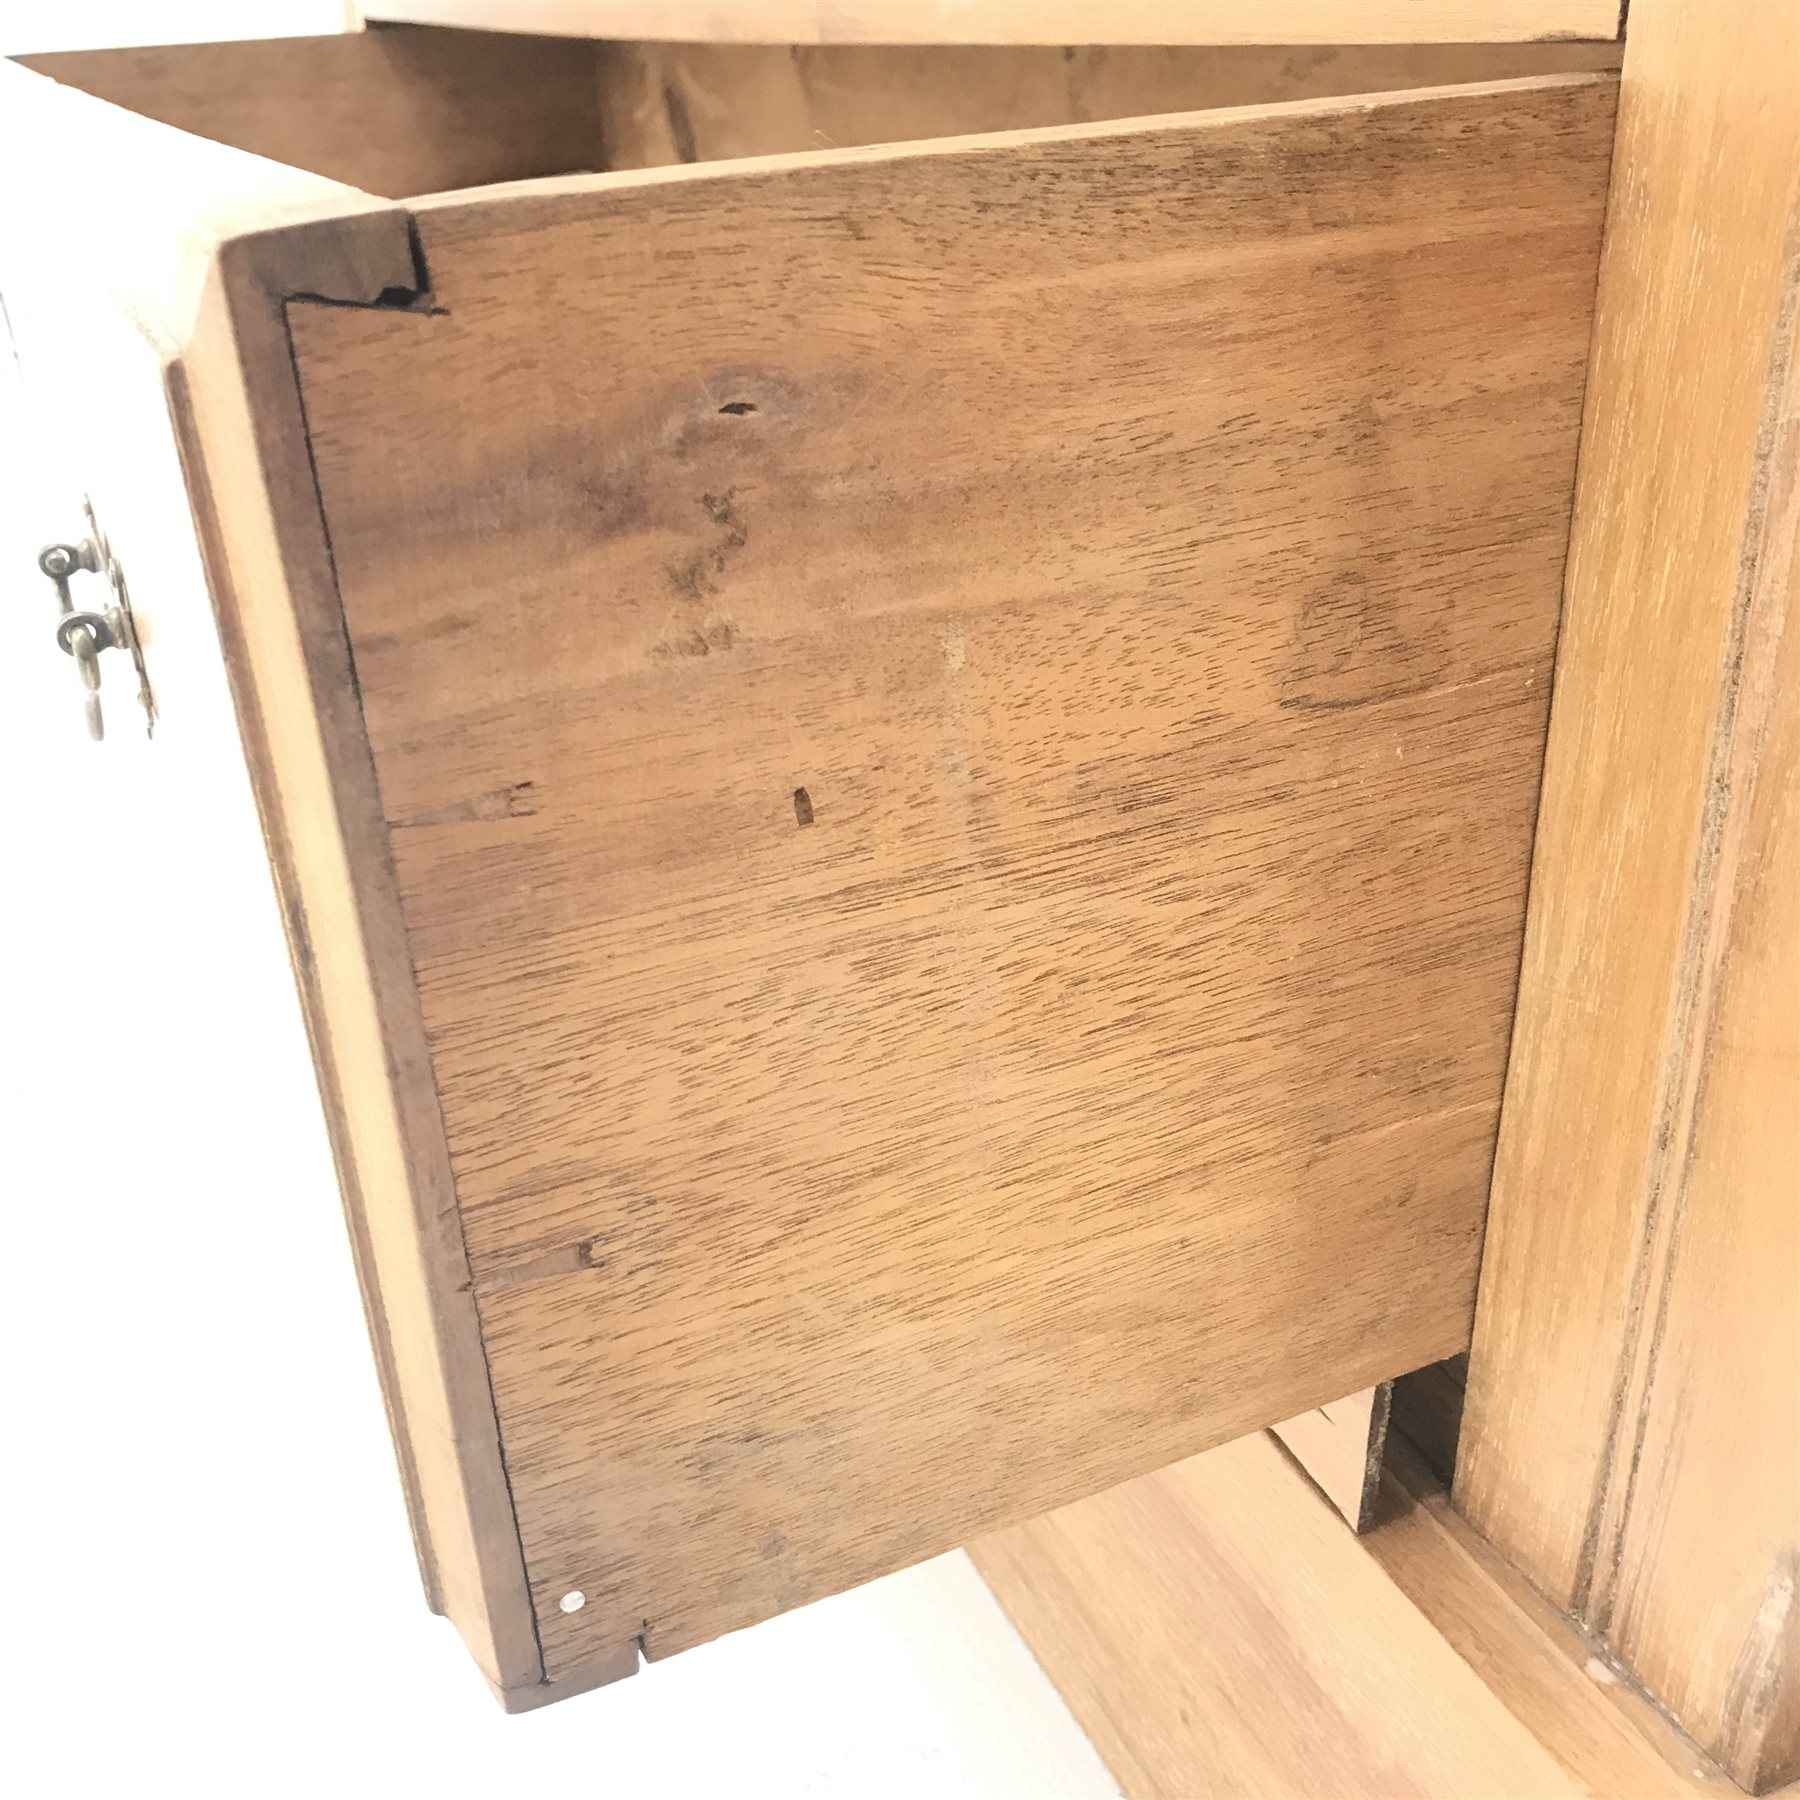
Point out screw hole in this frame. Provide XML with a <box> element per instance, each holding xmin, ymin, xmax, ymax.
<box><xmin>559</xmin><ymin>1590</ymin><xmax>586</xmax><ymax>1614</ymax></box>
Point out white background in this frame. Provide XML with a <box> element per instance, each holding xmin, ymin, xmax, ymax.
<box><xmin>0</xmin><ymin>3</ymin><xmax>1118</xmax><ymax>1794</ymax></box>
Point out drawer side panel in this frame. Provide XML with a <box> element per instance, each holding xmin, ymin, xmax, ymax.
<box><xmin>290</xmin><ymin>76</ymin><xmax>1616</xmax><ymax>1678</ymax></box>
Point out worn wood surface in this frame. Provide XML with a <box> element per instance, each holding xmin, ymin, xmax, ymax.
<box><xmin>1372</xmin><ymin>1439</ymin><xmax>1755</xmax><ymax>1800</ymax></box>
<box><xmin>175</xmin><ymin>224</ymin><xmax>551</xmax><ymax>1705</ymax></box>
<box><xmin>364</xmin><ymin>0</ymin><xmax>1624</xmax><ymax>46</ymax></box>
<box><xmin>978</xmin><ymin>1432</ymin><xmax>1583</xmax><ymax>1798</ymax></box>
<box><xmin>973</xmin><ymin>1430</ymin><xmax>1761</xmax><ymax>1798</ymax></box>
<box><xmin>0</xmin><ymin>59</ymin><xmax>551</xmax><ymax>1701</ymax></box>
<box><xmin>594</xmin><ymin>38</ymin><xmax>1623</xmax><ymax>168</ymax></box>
<box><xmin>974</xmin><ymin>1430</ymin><xmax>1691</xmax><ymax>1799</ymax></box>
<box><xmin>288</xmin><ymin>76</ymin><xmax>1614</xmax><ymax>1682</ymax></box>
<box><xmin>18</xmin><ymin>27</ymin><xmax>606</xmax><ymax>200</ymax></box>
<box><xmin>1607</xmin><ymin>470</ymin><xmax>1800</xmax><ymax>1789</ymax></box>
<box><xmin>1272</xmin><ymin>1384</ymin><xmax>1392</xmax><ymax>1532</ymax></box>
<box><xmin>1457</xmin><ymin>3</ymin><xmax>1800</xmax><ymax>1787</ymax></box>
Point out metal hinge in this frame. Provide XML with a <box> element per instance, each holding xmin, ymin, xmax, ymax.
<box><xmin>34</xmin><ymin>504</ymin><xmax>155</xmax><ymax>741</ymax></box>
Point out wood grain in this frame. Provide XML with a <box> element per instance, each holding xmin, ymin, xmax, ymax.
<box><xmin>1457</xmin><ymin>3</ymin><xmax>1800</xmax><ymax>1786</ymax></box>
<box><xmin>594</xmin><ymin>39</ymin><xmax>1623</xmax><ymax>169</ymax></box>
<box><xmin>974</xmin><ymin>1432</ymin><xmax>1590</xmax><ymax>1799</ymax></box>
<box><xmin>974</xmin><ymin>1431</ymin><xmax>1758</xmax><ymax>1798</ymax></box>
<box><xmin>364</xmin><ymin>0</ymin><xmax>1624</xmax><ymax>46</ymax></box>
<box><xmin>176</xmin><ymin>227</ymin><xmax>550</xmax><ymax>1703</ymax></box>
<box><xmin>1602</xmin><ymin>246</ymin><xmax>1800</xmax><ymax>1795</ymax></box>
<box><xmin>1272</xmin><ymin>1384</ymin><xmax>1392</xmax><ymax>1531</ymax></box>
<box><xmin>1372</xmin><ymin>1438</ymin><xmax>1753</xmax><ymax>1800</ymax></box>
<box><xmin>0</xmin><ymin>59</ymin><xmax>549</xmax><ymax>1701</ymax></box>
<box><xmin>287</xmin><ymin>76</ymin><xmax>1615</xmax><ymax>1680</ymax></box>
<box><xmin>9</xmin><ymin>32</ymin><xmax>1623</xmax><ymax>202</ymax></box>
<box><xmin>18</xmin><ymin>27</ymin><xmax>606</xmax><ymax>200</ymax></box>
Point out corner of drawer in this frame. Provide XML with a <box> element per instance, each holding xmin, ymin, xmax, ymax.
<box><xmin>487</xmin><ymin>1640</ymin><xmax>642</xmax><ymax>1715</ymax></box>
<box><xmin>205</xmin><ymin>201</ymin><xmax>427</xmax><ymax>341</ymax></box>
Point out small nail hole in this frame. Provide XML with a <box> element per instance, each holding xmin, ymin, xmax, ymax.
<box><xmin>718</xmin><ymin>400</ymin><xmax>757</xmax><ymax>416</ymax></box>
<box><xmin>560</xmin><ymin>1590</ymin><xmax>586</xmax><ymax>1614</ymax></box>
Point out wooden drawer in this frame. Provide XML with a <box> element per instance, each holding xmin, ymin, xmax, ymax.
<box><xmin>1</xmin><ymin>28</ymin><xmax>1616</xmax><ymax>1709</ymax></box>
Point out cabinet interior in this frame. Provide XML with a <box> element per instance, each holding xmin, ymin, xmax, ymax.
<box><xmin>17</xmin><ymin>24</ymin><xmax>1620</xmax><ymax>199</ymax></box>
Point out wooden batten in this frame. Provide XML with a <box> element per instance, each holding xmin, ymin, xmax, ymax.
<box><xmin>1457</xmin><ymin>0</ymin><xmax>1800</xmax><ymax>1788</ymax></box>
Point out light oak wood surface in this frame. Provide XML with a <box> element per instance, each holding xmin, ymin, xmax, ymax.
<box><xmin>11</xmin><ymin>32</ymin><xmax>1624</xmax><ymax>196</ymax></box>
<box><xmin>363</xmin><ymin>0</ymin><xmax>1625</xmax><ymax>46</ymax></box>
<box><xmin>1457</xmin><ymin>2</ymin><xmax>1800</xmax><ymax>1786</ymax></box>
<box><xmin>17</xmin><ymin>28</ymin><xmax>607</xmax><ymax>200</ymax></box>
<box><xmin>1607</xmin><ymin>449</ymin><xmax>1800</xmax><ymax>1788</ymax></box>
<box><xmin>1272</xmin><ymin>1384</ymin><xmax>1392</xmax><ymax>1531</ymax></box>
<box><xmin>284</xmin><ymin>75</ymin><xmax>1614</xmax><ymax>1683</ymax></box>
<box><xmin>593</xmin><ymin>38</ymin><xmax>1623</xmax><ymax>167</ymax></box>
<box><xmin>1372</xmin><ymin>1440</ymin><xmax>1753</xmax><ymax>1800</ymax></box>
<box><xmin>973</xmin><ymin>1428</ymin><xmax>1760</xmax><ymax>1799</ymax></box>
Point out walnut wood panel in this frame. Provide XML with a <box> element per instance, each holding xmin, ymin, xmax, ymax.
<box><xmin>1457</xmin><ymin>3</ymin><xmax>1800</xmax><ymax>1786</ymax></box>
<box><xmin>365</xmin><ymin>0</ymin><xmax>1624</xmax><ymax>46</ymax></box>
<box><xmin>287</xmin><ymin>77</ymin><xmax>1615</xmax><ymax>1682</ymax></box>
<box><xmin>594</xmin><ymin>39</ymin><xmax>1623</xmax><ymax>169</ymax></box>
<box><xmin>18</xmin><ymin>27</ymin><xmax>605</xmax><ymax>200</ymax></box>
